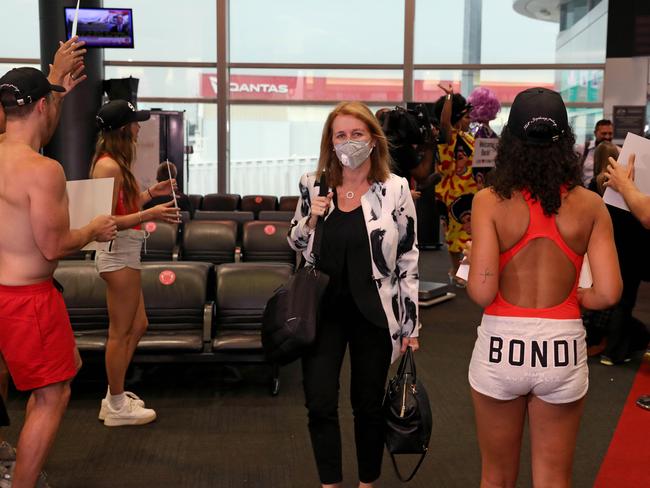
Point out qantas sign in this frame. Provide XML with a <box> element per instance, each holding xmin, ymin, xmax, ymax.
<box><xmin>201</xmin><ymin>74</ymin><xmax>554</xmax><ymax>103</ymax></box>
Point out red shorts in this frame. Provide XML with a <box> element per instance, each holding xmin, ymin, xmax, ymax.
<box><xmin>0</xmin><ymin>280</ymin><xmax>77</xmax><ymax>391</ymax></box>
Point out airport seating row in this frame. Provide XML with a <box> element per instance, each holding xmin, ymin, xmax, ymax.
<box><xmin>68</xmin><ymin>219</ymin><xmax>297</xmax><ymax>267</ymax></box>
<box><xmin>54</xmin><ymin>260</ymin><xmax>293</xmax><ymax>395</ymax></box>
<box><xmin>189</xmin><ymin>194</ymin><xmax>299</xmax><ymax>216</ymax></box>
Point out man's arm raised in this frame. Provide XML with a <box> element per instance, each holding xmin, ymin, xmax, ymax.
<box><xmin>29</xmin><ymin>158</ymin><xmax>116</xmax><ymax>260</ymax></box>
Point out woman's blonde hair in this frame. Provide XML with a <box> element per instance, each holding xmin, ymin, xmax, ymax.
<box><xmin>90</xmin><ymin>125</ymin><xmax>139</xmax><ymax>211</ymax></box>
<box><xmin>316</xmin><ymin>101</ymin><xmax>391</xmax><ymax>187</ymax></box>
<box><xmin>593</xmin><ymin>141</ymin><xmax>620</xmax><ymax>195</ymax></box>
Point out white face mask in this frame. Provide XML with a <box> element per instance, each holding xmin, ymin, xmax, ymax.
<box><xmin>334</xmin><ymin>139</ymin><xmax>373</xmax><ymax>170</ymax></box>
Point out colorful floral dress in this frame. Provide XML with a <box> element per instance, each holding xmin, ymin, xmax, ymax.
<box><xmin>435</xmin><ymin>129</ymin><xmax>477</xmax><ymax>253</ymax></box>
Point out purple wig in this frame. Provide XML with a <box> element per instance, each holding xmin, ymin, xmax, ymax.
<box><xmin>467</xmin><ymin>87</ymin><xmax>501</xmax><ymax>123</ymax></box>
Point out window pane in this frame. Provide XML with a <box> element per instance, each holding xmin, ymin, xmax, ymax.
<box><xmin>0</xmin><ymin>63</ymin><xmax>40</xmax><ymax>76</ymax></box>
<box><xmin>414</xmin><ymin>69</ymin><xmax>603</xmax><ymax>104</ymax></box>
<box><xmin>0</xmin><ymin>0</ymin><xmax>40</xmax><ymax>58</ymax></box>
<box><xmin>105</xmin><ymin>67</ymin><xmax>216</xmax><ymax>99</ymax></box>
<box><xmin>103</xmin><ymin>0</ymin><xmax>216</xmax><ymax>62</ymax></box>
<box><xmin>138</xmin><ymin>102</ymin><xmax>218</xmax><ymax>196</ymax></box>
<box><xmin>415</xmin><ymin>0</ymin><xmax>606</xmax><ymax>64</ymax></box>
<box><xmin>230</xmin><ymin>0</ymin><xmax>404</xmax><ymax>64</ymax></box>
<box><xmin>229</xmin><ymin>104</ymin><xmax>386</xmax><ymax>196</ymax></box>
<box><xmin>228</xmin><ymin>69</ymin><xmax>404</xmax><ymax>102</ymax></box>
<box><xmin>556</xmin><ymin>0</ymin><xmax>608</xmax><ymax>63</ymax></box>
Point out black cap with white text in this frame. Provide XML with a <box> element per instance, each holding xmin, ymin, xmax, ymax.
<box><xmin>507</xmin><ymin>87</ymin><xmax>569</xmax><ymax>145</ymax></box>
<box><xmin>0</xmin><ymin>67</ymin><xmax>65</xmax><ymax>108</ymax></box>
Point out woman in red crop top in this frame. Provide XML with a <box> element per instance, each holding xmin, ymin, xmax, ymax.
<box><xmin>90</xmin><ymin>100</ymin><xmax>180</xmax><ymax>427</ymax></box>
<box><xmin>466</xmin><ymin>88</ymin><xmax>622</xmax><ymax>488</ymax></box>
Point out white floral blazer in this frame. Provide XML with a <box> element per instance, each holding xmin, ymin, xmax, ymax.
<box><xmin>288</xmin><ymin>171</ymin><xmax>419</xmax><ymax>363</ymax></box>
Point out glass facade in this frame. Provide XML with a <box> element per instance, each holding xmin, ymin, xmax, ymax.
<box><xmin>0</xmin><ymin>0</ymin><xmax>608</xmax><ymax>195</ymax></box>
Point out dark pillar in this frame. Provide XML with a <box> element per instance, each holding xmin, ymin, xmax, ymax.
<box><xmin>39</xmin><ymin>0</ymin><xmax>104</xmax><ymax>181</ymax></box>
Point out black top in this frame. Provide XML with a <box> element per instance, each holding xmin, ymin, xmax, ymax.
<box><xmin>318</xmin><ymin>193</ymin><xmax>388</xmax><ymax>329</ymax></box>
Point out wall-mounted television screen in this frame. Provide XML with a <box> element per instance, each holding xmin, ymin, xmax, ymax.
<box><xmin>64</xmin><ymin>8</ymin><xmax>134</xmax><ymax>48</ymax></box>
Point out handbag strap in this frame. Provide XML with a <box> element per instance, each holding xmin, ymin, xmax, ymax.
<box><xmin>310</xmin><ymin>171</ymin><xmax>329</xmax><ymax>267</ymax></box>
<box><xmin>396</xmin><ymin>347</ymin><xmax>417</xmax><ymax>381</ymax></box>
<box><xmin>389</xmin><ymin>449</ymin><xmax>428</xmax><ymax>483</ymax></box>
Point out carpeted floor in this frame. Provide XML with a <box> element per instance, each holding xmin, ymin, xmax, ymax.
<box><xmin>4</xmin><ymin>250</ymin><xmax>649</xmax><ymax>487</ymax></box>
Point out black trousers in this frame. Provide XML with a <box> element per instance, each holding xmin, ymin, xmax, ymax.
<box><xmin>604</xmin><ymin>205</ymin><xmax>650</xmax><ymax>362</ymax></box>
<box><xmin>302</xmin><ymin>298</ymin><xmax>392</xmax><ymax>485</ymax></box>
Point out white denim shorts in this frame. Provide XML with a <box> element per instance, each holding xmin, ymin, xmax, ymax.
<box><xmin>468</xmin><ymin>314</ymin><xmax>588</xmax><ymax>404</ymax></box>
<box><xmin>95</xmin><ymin>229</ymin><xmax>145</xmax><ymax>273</ymax></box>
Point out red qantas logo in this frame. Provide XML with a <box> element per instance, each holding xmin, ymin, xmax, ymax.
<box><xmin>200</xmin><ymin>73</ymin><xmax>555</xmax><ymax>103</ymax></box>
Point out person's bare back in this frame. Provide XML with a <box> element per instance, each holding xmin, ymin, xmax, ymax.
<box><xmin>493</xmin><ymin>186</ymin><xmax>594</xmax><ymax>309</ymax></box>
<box><xmin>0</xmin><ymin>142</ymin><xmax>65</xmax><ymax>284</ymax></box>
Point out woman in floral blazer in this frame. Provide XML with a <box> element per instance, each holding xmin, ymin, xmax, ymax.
<box><xmin>287</xmin><ymin>101</ymin><xmax>419</xmax><ymax>487</ymax></box>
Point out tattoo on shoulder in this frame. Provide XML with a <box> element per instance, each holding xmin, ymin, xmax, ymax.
<box><xmin>481</xmin><ymin>269</ymin><xmax>494</xmax><ymax>284</ymax></box>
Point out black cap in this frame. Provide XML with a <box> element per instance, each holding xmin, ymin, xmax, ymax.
<box><xmin>507</xmin><ymin>87</ymin><xmax>569</xmax><ymax>144</ymax></box>
<box><xmin>0</xmin><ymin>67</ymin><xmax>65</xmax><ymax>108</ymax></box>
<box><xmin>96</xmin><ymin>100</ymin><xmax>150</xmax><ymax>131</ymax></box>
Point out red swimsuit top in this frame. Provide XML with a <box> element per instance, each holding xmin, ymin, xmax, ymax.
<box><xmin>484</xmin><ymin>189</ymin><xmax>583</xmax><ymax>320</ymax></box>
<box><xmin>99</xmin><ymin>154</ymin><xmax>141</xmax><ymax>230</ymax></box>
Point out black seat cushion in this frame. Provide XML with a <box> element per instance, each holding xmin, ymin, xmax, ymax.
<box><xmin>181</xmin><ymin>220</ymin><xmax>237</xmax><ymax>264</ymax></box>
<box><xmin>278</xmin><ymin>196</ymin><xmax>299</xmax><ymax>212</ymax></box>
<box><xmin>202</xmin><ymin>193</ymin><xmax>241</xmax><ymax>211</ymax></box>
<box><xmin>212</xmin><ymin>262</ymin><xmax>293</xmax><ymax>352</ymax></box>
<box><xmin>141</xmin><ymin>221</ymin><xmax>179</xmax><ymax>261</ymax></box>
<box><xmin>242</xmin><ymin>221</ymin><xmax>294</xmax><ymax>265</ymax></box>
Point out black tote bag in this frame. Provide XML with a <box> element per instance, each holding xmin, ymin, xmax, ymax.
<box><xmin>383</xmin><ymin>347</ymin><xmax>432</xmax><ymax>482</ymax></box>
<box><xmin>262</xmin><ymin>173</ymin><xmax>330</xmax><ymax>365</ymax></box>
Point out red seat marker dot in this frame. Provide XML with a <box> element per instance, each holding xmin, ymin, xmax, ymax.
<box><xmin>159</xmin><ymin>270</ymin><xmax>176</xmax><ymax>285</ymax></box>
<box><xmin>264</xmin><ymin>224</ymin><xmax>276</xmax><ymax>236</ymax></box>
<box><xmin>254</xmin><ymin>196</ymin><xmax>263</xmax><ymax>204</ymax></box>
<box><xmin>145</xmin><ymin>222</ymin><xmax>157</xmax><ymax>233</ymax></box>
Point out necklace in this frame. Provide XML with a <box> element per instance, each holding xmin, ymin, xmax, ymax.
<box><xmin>341</xmin><ymin>180</ymin><xmax>367</xmax><ymax>199</ymax></box>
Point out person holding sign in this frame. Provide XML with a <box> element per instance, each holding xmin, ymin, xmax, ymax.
<box><xmin>466</xmin><ymin>88</ymin><xmax>621</xmax><ymax>488</ymax></box>
<box><xmin>468</xmin><ymin>87</ymin><xmax>501</xmax><ymax>190</ymax></box>
<box><xmin>0</xmin><ymin>67</ymin><xmax>116</xmax><ymax>488</ymax></box>
<box><xmin>0</xmin><ymin>37</ymin><xmax>92</xmax><ymax>484</ymax></box>
<box><xmin>598</xmin><ymin>153</ymin><xmax>650</xmax><ymax>365</ymax></box>
<box><xmin>90</xmin><ymin>100</ymin><xmax>180</xmax><ymax>427</ymax></box>
<box><xmin>434</xmin><ymin>84</ymin><xmax>477</xmax><ymax>286</ymax></box>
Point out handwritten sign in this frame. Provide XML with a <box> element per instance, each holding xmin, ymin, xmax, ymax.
<box><xmin>473</xmin><ymin>138</ymin><xmax>498</xmax><ymax>168</ymax></box>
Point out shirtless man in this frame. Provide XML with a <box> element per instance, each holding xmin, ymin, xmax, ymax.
<box><xmin>0</xmin><ymin>67</ymin><xmax>116</xmax><ymax>488</ymax></box>
<box><xmin>0</xmin><ymin>37</ymin><xmax>87</xmax><ymax>472</ymax></box>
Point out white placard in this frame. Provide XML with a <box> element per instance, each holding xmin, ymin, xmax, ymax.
<box><xmin>67</xmin><ymin>177</ymin><xmax>114</xmax><ymax>251</ymax></box>
<box><xmin>473</xmin><ymin>138</ymin><xmax>498</xmax><ymax>168</ymax></box>
<box><xmin>579</xmin><ymin>255</ymin><xmax>592</xmax><ymax>288</ymax></box>
<box><xmin>71</xmin><ymin>0</ymin><xmax>80</xmax><ymax>38</ymax></box>
<box><xmin>133</xmin><ymin>114</ymin><xmax>161</xmax><ymax>192</ymax></box>
<box><xmin>603</xmin><ymin>132</ymin><xmax>650</xmax><ymax>211</ymax></box>
<box><xmin>455</xmin><ymin>262</ymin><xmax>470</xmax><ymax>281</ymax></box>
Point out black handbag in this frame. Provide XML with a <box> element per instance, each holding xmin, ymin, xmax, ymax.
<box><xmin>262</xmin><ymin>173</ymin><xmax>330</xmax><ymax>365</ymax></box>
<box><xmin>383</xmin><ymin>347</ymin><xmax>432</xmax><ymax>482</ymax></box>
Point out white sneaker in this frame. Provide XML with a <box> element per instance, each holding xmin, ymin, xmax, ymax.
<box><xmin>98</xmin><ymin>391</ymin><xmax>145</xmax><ymax>421</ymax></box>
<box><xmin>103</xmin><ymin>396</ymin><xmax>156</xmax><ymax>427</ymax></box>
